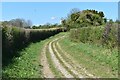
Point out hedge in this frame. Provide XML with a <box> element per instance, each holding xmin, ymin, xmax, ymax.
<box><xmin>69</xmin><ymin>23</ymin><xmax>118</xmax><ymax>49</ymax></box>
<box><xmin>2</xmin><ymin>26</ymin><xmax>66</xmax><ymax>67</ymax></box>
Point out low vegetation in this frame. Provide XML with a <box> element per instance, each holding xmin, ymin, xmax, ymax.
<box><xmin>69</xmin><ymin>23</ymin><xmax>118</xmax><ymax>49</ymax></box>
<box><xmin>2</xmin><ymin>41</ymin><xmax>44</xmax><ymax>78</ymax></box>
<box><xmin>2</xmin><ymin>32</ymin><xmax>66</xmax><ymax>78</ymax></box>
<box><xmin>32</xmin><ymin>23</ymin><xmax>62</xmax><ymax>29</ymax></box>
<box><xmin>59</xmin><ymin>35</ymin><xmax>118</xmax><ymax>77</ymax></box>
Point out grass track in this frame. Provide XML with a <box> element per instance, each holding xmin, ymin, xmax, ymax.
<box><xmin>51</xmin><ymin>41</ymin><xmax>77</xmax><ymax>78</ymax></box>
<box><xmin>54</xmin><ymin>40</ymin><xmax>92</xmax><ymax>78</ymax></box>
<box><xmin>46</xmin><ymin>43</ymin><xmax>64</xmax><ymax>78</ymax></box>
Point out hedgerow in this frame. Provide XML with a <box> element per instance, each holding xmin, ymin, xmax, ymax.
<box><xmin>2</xmin><ymin>26</ymin><xmax>65</xmax><ymax>67</ymax></box>
<box><xmin>69</xmin><ymin>23</ymin><xmax>118</xmax><ymax>49</ymax></box>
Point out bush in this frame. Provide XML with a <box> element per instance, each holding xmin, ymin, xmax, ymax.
<box><xmin>70</xmin><ymin>23</ymin><xmax>118</xmax><ymax>48</ymax></box>
<box><xmin>2</xmin><ymin>26</ymin><xmax>65</xmax><ymax>67</ymax></box>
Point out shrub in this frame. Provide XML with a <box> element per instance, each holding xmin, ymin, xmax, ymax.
<box><xmin>2</xmin><ymin>26</ymin><xmax>65</xmax><ymax>67</ymax></box>
<box><xmin>70</xmin><ymin>23</ymin><xmax>118</xmax><ymax>48</ymax></box>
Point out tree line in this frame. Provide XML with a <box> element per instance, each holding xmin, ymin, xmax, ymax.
<box><xmin>1</xmin><ymin>18</ymin><xmax>32</xmax><ymax>28</ymax></box>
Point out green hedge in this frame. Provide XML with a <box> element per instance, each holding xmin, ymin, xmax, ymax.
<box><xmin>2</xmin><ymin>26</ymin><xmax>65</xmax><ymax>67</ymax></box>
<box><xmin>69</xmin><ymin>23</ymin><xmax>118</xmax><ymax>48</ymax></box>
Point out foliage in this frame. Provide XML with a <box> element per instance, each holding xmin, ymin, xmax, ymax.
<box><xmin>59</xmin><ymin>37</ymin><xmax>118</xmax><ymax>77</ymax></box>
<box><xmin>2</xmin><ymin>26</ymin><xmax>65</xmax><ymax>67</ymax></box>
<box><xmin>61</xmin><ymin>9</ymin><xmax>106</xmax><ymax>30</ymax></box>
<box><xmin>32</xmin><ymin>23</ymin><xmax>62</xmax><ymax>29</ymax></box>
<box><xmin>69</xmin><ymin>23</ymin><xmax>118</xmax><ymax>49</ymax></box>
<box><xmin>2</xmin><ymin>42</ymin><xmax>43</xmax><ymax>78</ymax></box>
<box><xmin>1</xmin><ymin>18</ymin><xmax>32</xmax><ymax>28</ymax></box>
<box><xmin>2</xmin><ymin>32</ymin><xmax>66</xmax><ymax>78</ymax></box>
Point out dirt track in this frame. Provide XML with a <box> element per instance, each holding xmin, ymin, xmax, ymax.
<box><xmin>41</xmin><ymin>35</ymin><xmax>95</xmax><ymax>78</ymax></box>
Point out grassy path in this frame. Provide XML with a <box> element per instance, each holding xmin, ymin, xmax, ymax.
<box><xmin>48</xmin><ymin>40</ymin><xmax>74</xmax><ymax>78</ymax></box>
<box><xmin>41</xmin><ymin>33</ymin><xmax>77</xmax><ymax>78</ymax></box>
<box><xmin>52</xmin><ymin>38</ymin><xmax>84</xmax><ymax>78</ymax></box>
<box><xmin>40</xmin><ymin>42</ymin><xmax>54</xmax><ymax>78</ymax></box>
<box><xmin>42</xmin><ymin>32</ymin><xmax>118</xmax><ymax>78</ymax></box>
<box><xmin>55</xmin><ymin>39</ymin><xmax>95</xmax><ymax>78</ymax></box>
<box><xmin>42</xmin><ymin>32</ymin><xmax>95</xmax><ymax>78</ymax></box>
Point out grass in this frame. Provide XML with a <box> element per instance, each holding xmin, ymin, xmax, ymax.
<box><xmin>54</xmin><ymin>40</ymin><xmax>89</xmax><ymax>77</ymax></box>
<box><xmin>58</xmin><ymin>33</ymin><xmax>118</xmax><ymax>78</ymax></box>
<box><xmin>2</xmin><ymin>32</ymin><xmax>66</xmax><ymax>78</ymax></box>
<box><xmin>3</xmin><ymin>31</ymin><xmax>117</xmax><ymax>78</ymax></box>
<box><xmin>2</xmin><ymin>41</ymin><xmax>44</xmax><ymax>78</ymax></box>
<box><xmin>51</xmin><ymin>41</ymin><xmax>77</xmax><ymax>78</ymax></box>
<box><xmin>42</xmin><ymin>32</ymin><xmax>66</xmax><ymax>78</ymax></box>
<box><xmin>46</xmin><ymin>44</ymin><xmax>64</xmax><ymax>78</ymax></box>
<box><xmin>43</xmin><ymin>32</ymin><xmax>67</xmax><ymax>78</ymax></box>
<box><xmin>2</xmin><ymin>26</ymin><xmax>64</xmax><ymax>67</ymax></box>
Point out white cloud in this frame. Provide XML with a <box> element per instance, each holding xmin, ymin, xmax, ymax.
<box><xmin>34</xmin><ymin>24</ymin><xmax>44</xmax><ymax>26</ymax></box>
<box><xmin>59</xmin><ymin>19</ymin><xmax>62</xmax><ymax>24</ymax></box>
<box><xmin>51</xmin><ymin>16</ymin><xmax>56</xmax><ymax>20</ymax></box>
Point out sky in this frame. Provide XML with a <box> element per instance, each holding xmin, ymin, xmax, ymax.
<box><xmin>2</xmin><ymin>2</ymin><xmax>118</xmax><ymax>25</ymax></box>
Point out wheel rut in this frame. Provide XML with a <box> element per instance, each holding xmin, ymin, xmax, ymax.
<box><xmin>41</xmin><ymin>43</ymin><xmax>54</xmax><ymax>78</ymax></box>
<box><xmin>41</xmin><ymin>35</ymin><xmax>96</xmax><ymax>78</ymax></box>
<box><xmin>48</xmin><ymin>39</ymin><xmax>74</xmax><ymax>78</ymax></box>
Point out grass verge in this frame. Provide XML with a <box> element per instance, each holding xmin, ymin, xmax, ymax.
<box><xmin>2</xmin><ymin>32</ymin><xmax>66</xmax><ymax>78</ymax></box>
<box><xmin>58</xmin><ymin>34</ymin><xmax>118</xmax><ymax>78</ymax></box>
<box><xmin>2</xmin><ymin>41</ymin><xmax>44</xmax><ymax>78</ymax></box>
<box><xmin>54</xmin><ymin>40</ymin><xmax>89</xmax><ymax>77</ymax></box>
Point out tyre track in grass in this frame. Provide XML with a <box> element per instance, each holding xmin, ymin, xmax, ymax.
<box><xmin>52</xmin><ymin>40</ymin><xmax>83</xmax><ymax>78</ymax></box>
<box><xmin>41</xmin><ymin>43</ymin><xmax>54</xmax><ymax>78</ymax></box>
<box><xmin>56</xmin><ymin>36</ymin><xmax>97</xmax><ymax>78</ymax></box>
<box><xmin>47</xmin><ymin>35</ymin><xmax>86</xmax><ymax>78</ymax></box>
<box><xmin>46</xmin><ymin>43</ymin><xmax>64</xmax><ymax>78</ymax></box>
<box><xmin>48</xmin><ymin>39</ymin><xmax>74</xmax><ymax>78</ymax></box>
<box><xmin>41</xmin><ymin>33</ymin><xmax>96</xmax><ymax>78</ymax></box>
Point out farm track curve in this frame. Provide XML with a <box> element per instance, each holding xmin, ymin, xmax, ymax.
<box><xmin>41</xmin><ymin>34</ymin><xmax>96</xmax><ymax>78</ymax></box>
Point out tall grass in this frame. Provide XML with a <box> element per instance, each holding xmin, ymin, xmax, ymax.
<box><xmin>2</xmin><ymin>26</ymin><xmax>65</xmax><ymax>67</ymax></box>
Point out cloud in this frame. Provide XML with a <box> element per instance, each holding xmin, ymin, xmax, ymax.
<box><xmin>34</xmin><ymin>23</ymin><xmax>44</xmax><ymax>26</ymax></box>
<box><xmin>51</xmin><ymin>16</ymin><xmax>57</xmax><ymax>20</ymax></box>
<box><xmin>59</xmin><ymin>20</ymin><xmax>62</xmax><ymax>24</ymax></box>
